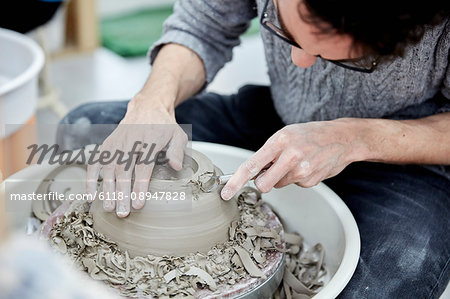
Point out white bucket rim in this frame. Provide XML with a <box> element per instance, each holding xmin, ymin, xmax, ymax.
<box><xmin>0</xmin><ymin>28</ymin><xmax>45</xmax><ymax>95</ymax></box>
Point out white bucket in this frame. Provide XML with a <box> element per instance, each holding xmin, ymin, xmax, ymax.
<box><xmin>0</xmin><ymin>28</ymin><xmax>44</xmax><ymax>138</ymax></box>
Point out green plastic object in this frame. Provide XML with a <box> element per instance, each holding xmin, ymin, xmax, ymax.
<box><xmin>101</xmin><ymin>6</ymin><xmax>260</xmax><ymax>57</ymax></box>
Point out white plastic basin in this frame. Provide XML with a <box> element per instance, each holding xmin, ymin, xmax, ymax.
<box><xmin>1</xmin><ymin>141</ymin><xmax>360</xmax><ymax>298</ymax></box>
<box><xmin>0</xmin><ymin>28</ymin><xmax>44</xmax><ymax>138</ymax></box>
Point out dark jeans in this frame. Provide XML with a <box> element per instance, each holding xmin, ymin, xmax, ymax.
<box><xmin>58</xmin><ymin>85</ymin><xmax>450</xmax><ymax>298</ymax></box>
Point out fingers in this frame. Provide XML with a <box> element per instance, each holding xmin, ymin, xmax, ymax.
<box><xmin>102</xmin><ymin>164</ymin><xmax>116</xmax><ymax>212</ymax></box>
<box><xmin>132</xmin><ymin>131</ymin><xmax>174</xmax><ymax>210</ymax></box>
<box><xmin>85</xmin><ymin>144</ymin><xmax>102</xmax><ymax>202</ymax></box>
<box><xmin>218</xmin><ymin>122</ymin><xmax>351</xmax><ymax>196</ymax></box>
<box><xmin>166</xmin><ymin>129</ymin><xmax>188</xmax><ymax>171</ymax></box>
<box><xmin>114</xmin><ymin>140</ymin><xmax>139</xmax><ymax>217</ymax></box>
<box><xmin>274</xmin><ymin>158</ymin><xmax>336</xmax><ymax>189</ymax></box>
<box><xmin>115</xmin><ymin>165</ymin><xmax>133</xmax><ymax>218</ymax></box>
<box><xmin>253</xmin><ymin>152</ymin><xmax>295</xmax><ymax>193</ymax></box>
<box><xmin>90</xmin><ymin>123</ymin><xmax>187</xmax><ymax>216</ymax></box>
<box><xmin>132</xmin><ymin>162</ymin><xmax>154</xmax><ymax>210</ymax></box>
<box><xmin>274</xmin><ymin>171</ymin><xmax>315</xmax><ymax>189</ymax></box>
<box><xmin>221</xmin><ymin>144</ymin><xmax>279</xmax><ymax>200</ymax></box>
<box><xmin>274</xmin><ymin>157</ymin><xmax>316</xmax><ymax>188</ymax></box>
<box><xmin>295</xmin><ymin>161</ymin><xmax>344</xmax><ymax>188</ymax></box>
<box><xmin>86</xmin><ymin>162</ymin><xmax>101</xmax><ymax>202</ymax></box>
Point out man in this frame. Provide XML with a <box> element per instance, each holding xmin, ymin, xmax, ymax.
<box><xmin>58</xmin><ymin>0</ymin><xmax>450</xmax><ymax>297</ymax></box>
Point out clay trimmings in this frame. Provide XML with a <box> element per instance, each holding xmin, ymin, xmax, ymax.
<box><xmin>276</xmin><ymin>236</ymin><xmax>326</xmax><ymax>298</ymax></box>
<box><xmin>49</xmin><ymin>188</ymin><xmax>284</xmax><ymax>298</ymax></box>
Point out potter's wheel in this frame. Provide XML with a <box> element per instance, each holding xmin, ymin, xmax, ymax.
<box><xmin>228</xmin><ymin>254</ymin><xmax>285</xmax><ymax>299</ymax></box>
<box><xmin>237</xmin><ymin>260</ymin><xmax>285</xmax><ymax>299</ymax></box>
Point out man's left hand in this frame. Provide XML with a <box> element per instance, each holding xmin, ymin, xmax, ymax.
<box><xmin>220</xmin><ymin>119</ymin><xmax>366</xmax><ymax>200</ymax></box>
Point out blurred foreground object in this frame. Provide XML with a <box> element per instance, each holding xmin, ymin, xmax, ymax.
<box><xmin>0</xmin><ymin>235</ymin><xmax>119</xmax><ymax>298</ymax></box>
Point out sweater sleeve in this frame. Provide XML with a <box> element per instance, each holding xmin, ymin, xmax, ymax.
<box><xmin>438</xmin><ymin>62</ymin><xmax>450</xmax><ymax>113</ymax></box>
<box><xmin>438</xmin><ymin>20</ymin><xmax>450</xmax><ymax>112</ymax></box>
<box><xmin>148</xmin><ymin>0</ymin><xmax>257</xmax><ymax>85</ymax></box>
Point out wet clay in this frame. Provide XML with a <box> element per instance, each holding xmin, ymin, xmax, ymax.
<box><xmin>90</xmin><ymin>150</ymin><xmax>239</xmax><ymax>257</ymax></box>
<box><xmin>49</xmin><ymin>187</ymin><xmax>285</xmax><ymax>298</ymax></box>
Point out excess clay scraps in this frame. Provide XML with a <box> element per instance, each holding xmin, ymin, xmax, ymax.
<box><xmin>47</xmin><ymin>187</ymin><xmax>326</xmax><ymax>298</ymax></box>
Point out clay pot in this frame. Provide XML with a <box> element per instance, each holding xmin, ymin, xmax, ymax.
<box><xmin>90</xmin><ymin>149</ymin><xmax>239</xmax><ymax>257</ymax></box>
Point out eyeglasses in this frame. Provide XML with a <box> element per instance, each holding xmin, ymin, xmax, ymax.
<box><xmin>260</xmin><ymin>0</ymin><xmax>378</xmax><ymax>73</ymax></box>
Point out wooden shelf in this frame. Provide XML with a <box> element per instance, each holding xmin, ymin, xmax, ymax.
<box><xmin>64</xmin><ymin>0</ymin><xmax>99</xmax><ymax>53</ymax></box>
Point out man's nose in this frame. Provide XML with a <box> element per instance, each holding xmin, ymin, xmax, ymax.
<box><xmin>291</xmin><ymin>46</ymin><xmax>318</xmax><ymax>68</ymax></box>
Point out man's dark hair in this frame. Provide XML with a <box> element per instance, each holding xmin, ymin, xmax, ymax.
<box><xmin>301</xmin><ymin>0</ymin><xmax>450</xmax><ymax>57</ymax></box>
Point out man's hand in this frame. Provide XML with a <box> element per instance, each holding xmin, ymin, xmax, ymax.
<box><xmin>220</xmin><ymin>119</ymin><xmax>366</xmax><ymax>200</ymax></box>
<box><xmin>86</xmin><ymin>43</ymin><xmax>205</xmax><ymax>217</ymax></box>
<box><xmin>86</xmin><ymin>96</ymin><xmax>188</xmax><ymax>218</ymax></box>
<box><xmin>221</xmin><ymin>112</ymin><xmax>450</xmax><ymax>200</ymax></box>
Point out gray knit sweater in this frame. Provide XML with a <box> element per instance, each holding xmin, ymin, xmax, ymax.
<box><xmin>150</xmin><ymin>0</ymin><xmax>450</xmax><ymax>180</ymax></box>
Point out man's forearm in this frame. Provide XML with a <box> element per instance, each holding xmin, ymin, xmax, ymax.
<box><xmin>137</xmin><ymin>43</ymin><xmax>206</xmax><ymax>113</ymax></box>
<box><xmin>348</xmin><ymin>112</ymin><xmax>450</xmax><ymax>165</ymax></box>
